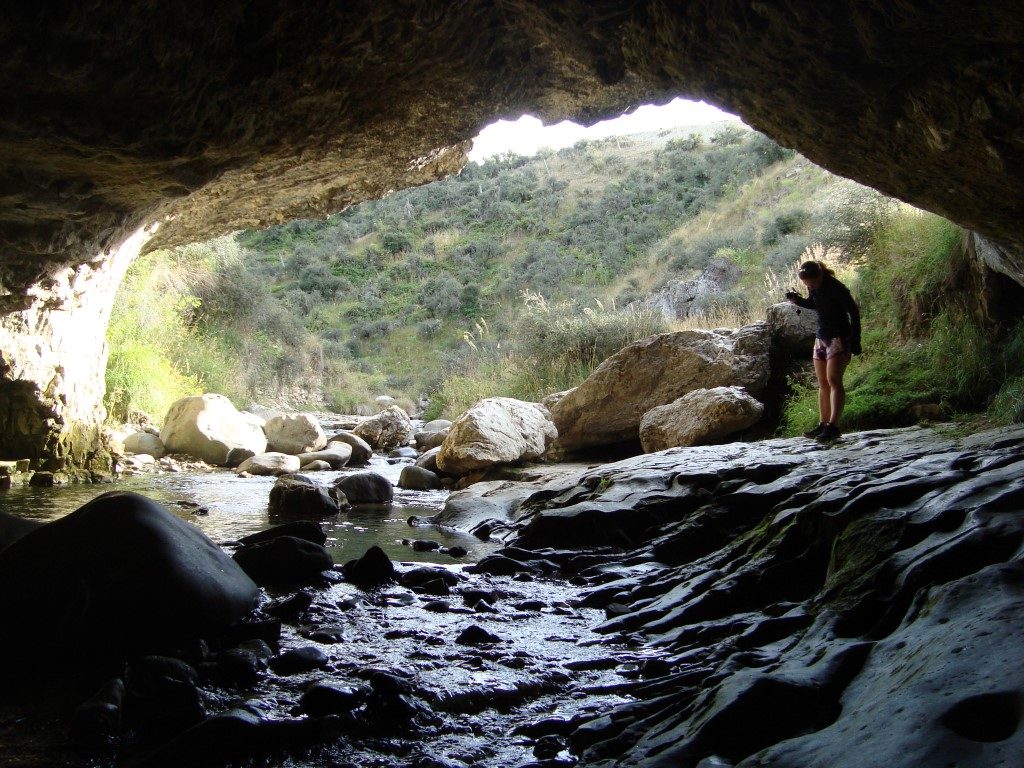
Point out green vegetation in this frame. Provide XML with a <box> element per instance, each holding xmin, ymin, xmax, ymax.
<box><xmin>781</xmin><ymin>211</ymin><xmax>1024</xmax><ymax>433</ymax></box>
<box><xmin>106</xmin><ymin>122</ymin><xmax>1024</xmax><ymax>433</ymax></box>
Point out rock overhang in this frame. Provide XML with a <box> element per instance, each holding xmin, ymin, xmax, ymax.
<box><xmin>1</xmin><ymin>0</ymin><xmax>1022</xmax><ymax>294</ymax></box>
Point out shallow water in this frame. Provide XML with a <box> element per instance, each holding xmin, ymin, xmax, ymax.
<box><xmin>0</xmin><ymin>456</ymin><xmax>495</xmax><ymax>565</ymax></box>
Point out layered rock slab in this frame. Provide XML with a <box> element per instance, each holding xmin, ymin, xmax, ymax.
<box><xmin>467</xmin><ymin>425</ymin><xmax>1024</xmax><ymax>767</ymax></box>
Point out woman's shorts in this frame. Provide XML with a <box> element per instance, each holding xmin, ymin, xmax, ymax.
<box><xmin>813</xmin><ymin>336</ymin><xmax>852</xmax><ymax>361</ymax></box>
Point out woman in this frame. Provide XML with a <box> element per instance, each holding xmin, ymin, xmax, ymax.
<box><xmin>785</xmin><ymin>260</ymin><xmax>861</xmax><ymax>443</ymax></box>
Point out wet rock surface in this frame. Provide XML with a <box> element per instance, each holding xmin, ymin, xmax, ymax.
<box><xmin>3</xmin><ymin>425</ymin><xmax>1024</xmax><ymax>767</ymax></box>
<box><xmin>467</xmin><ymin>424</ymin><xmax>1024</xmax><ymax>767</ymax></box>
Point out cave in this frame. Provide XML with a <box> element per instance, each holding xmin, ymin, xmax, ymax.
<box><xmin>1</xmin><ymin>0</ymin><xmax>1023</xmax><ymax>471</ymax></box>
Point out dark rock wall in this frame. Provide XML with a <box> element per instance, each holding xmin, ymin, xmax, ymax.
<box><xmin>2</xmin><ymin>1</ymin><xmax>1022</xmax><ymax>292</ymax></box>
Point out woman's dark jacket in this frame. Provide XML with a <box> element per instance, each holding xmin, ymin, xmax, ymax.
<box><xmin>791</xmin><ymin>276</ymin><xmax>861</xmax><ymax>350</ymax></box>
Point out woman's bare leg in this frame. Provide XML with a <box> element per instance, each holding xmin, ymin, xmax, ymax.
<box><xmin>814</xmin><ymin>357</ymin><xmax>831</xmax><ymax>424</ymax></box>
<box><xmin>826</xmin><ymin>355</ymin><xmax>850</xmax><ymax>426</ymax></box>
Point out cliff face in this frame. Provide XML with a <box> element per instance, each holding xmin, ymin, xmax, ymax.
<box><xmin>0</xmin><ymin>226</ymin><xmax>149</xmax><ymax>471</ymax></box>
<box><xmin>1</xmin><ymin>1</ymin><xmax>1022</xmax><ymax>467</ymax></box>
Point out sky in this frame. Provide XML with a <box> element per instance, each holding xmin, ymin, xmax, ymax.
<box><xmin>468</xmin><ymin>97</ymin><xmax>741</xmax><ymax>162</ymax></box>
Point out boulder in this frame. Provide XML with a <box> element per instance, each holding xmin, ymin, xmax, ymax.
<box><xmin>550</xmin><ymin>323</ymin><xmax>771</xmax><ymax>452</ymax></box>
<box><xmin>415</xmin><ymin>446</ymin><xmax>442</xmax><ymax>474</ymax></box>
<box><xmin>421</xmin><ymin>419</ymin><xmax>453</xmax><ymax>433</ymax></box>
<box><xmin>236</xmin><ymin>452</ymin><xmax>301</xmax><ymax>477</ymax></box>
<box><xmin>333</xmin><ymin>472</ymin><xmax>393</xmax><ymax>505</ymax></box>
<box><xmin>398</xmin><ymin>465</ymin><xmax>443</xmax><ymax>490</ymax></box>
<box><xmin>414</xmin><ymin>429</ymin><xmax>448</xmax><ymax>450</ymax></box>
<box><xmin>352</xmin><ymin>405</ymin><xmax>414</xmax><ymax>450</ymax></box>
<box><xmin>436</xmin><ymin>397</ymin><xmax>557</xmax><ymax>476</ymax></box>
<box><xmin>160</xmin><ymin>394</ymin><xmax>268</xmax><ymax>465</ymax></box>
<box><xmin>767</xmin><ymin>301</ymin><xmax>818</xmax><ymax>355</ymax></box>
<box><xmin>124</xmin><ymin>431</ymin><xmax>166</xmax><ymax>459</ymax></box>
<box><xmin>541</xmin><ymin>389</ymin><xmax>574</xmax><ymax>411</ymax></box>
<box><xmin>300</xmin><ymin>460</ymin><xmax>332</xmax><ymax>472</ymax></box>
<box><xmin>0</xmin><ymin>491</ymin><xmax>258</xmax><ymax>666</ymax></box>
<box><xmin>225</xmin><ymin>447</ymin><xmax>256</xmax><ymax>468</ymax></box>
<box><xmin>639</xmin><ymin>386</ymin><xmax>765</xmax><ymax>451</ymax></box>
<box><xmin>233</xmin><ymin>536</ymin><xmax>334</xmax><ymax>587</ymax></box>
<box><xmin>264</xmin><ymin>413</ymin><xmax>327</xmax><ymax>455</ymax></box>
<box><xmin>342</xmin><ymin>545</ymin><xmax>395</xmax><ymax>586</ymax></box>
<box><xmin>326</xmin><ymin>432</ymin><xmax>373</xmax><ymax>465</ymax></box>
<box><xmin>297</xmin><ymin>444</ymin><xmax>352</xmax><ymax>469</ymax></box>
<box><xmin>268</xmin><ymin>475</ymin><xmax>341</xmax><ymax>517</ymax></box>
<box><xmin>238</xmin><ymin>521</ymin><xmax>326</xmax><ymax>547</ymax></box>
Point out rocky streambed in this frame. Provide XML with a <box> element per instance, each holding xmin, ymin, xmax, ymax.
<box><xmin>2</xmin><ymin>424</ymin><xmax>1023</xmax><ymax>767</ymax></box>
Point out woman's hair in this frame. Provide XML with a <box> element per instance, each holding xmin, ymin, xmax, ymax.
<box><xmin>798</xmin><ymin>260</ymin><xmax>836</xmax><ymax>279</ymax></box>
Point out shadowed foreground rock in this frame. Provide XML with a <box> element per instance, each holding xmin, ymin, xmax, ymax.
<box><xmin>0</xmin><ymin>491</ymin><xmax>259</xmax><ymax>668</ymax></box>
<box><xmin>453</xmin><ymin>425</ymin><xmax>1024</xmax><ymax>767</ymax></box>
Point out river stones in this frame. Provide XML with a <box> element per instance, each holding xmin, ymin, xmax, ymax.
<box><xmin>333</xmin><ymin>472</ymin><xmax>393</xmax><ymax>505</ymax></box>
<box><xmin>437</xmin><ymin>397</ymin><xmax>557</xmax><ymax>476</ymax></box>
<box><xmin>550</xmin><ymin>323</ymin><xmax>770</xmax><ymax>452</ymax></box>
<box><xmin>236</xmin><ymin>452</ymin><xmax>301</xmax><ymax>476</ymax></box>
<box><xmin>639</xmin><ymin>385</ymin><xmax>765</xmax><ymax>451</ymax></box>
<box><xmin>398</xmin><ymin>465</ymin><xmax>443</xmax><ymax>490</ymax></box>
<box><xmin>124</xmin><ymin>430</ymin><xmax>166</xmax><ymax>458</ymax></box>
<box><xmin>352</xmin><ymin>405</ymin><xmax>414</xmax><ymax>450</ymax></box>
<box><xmin>296</xmin><ymin>443</ymin><xmax>353</xmax><ymax>469</ymax></box>
<box><xmin>233</xmin><ymin>536</ymin><xmax>334</xmax><ymax>587</ymax></box>
<box><xmin>342</xmin><ymin>545</ymin><xmax>396</xmax><ymax>586</ymax></box>
<box><xmin>160</xmin><ymin>394</ymin><xmax>268</xmax><ymax>465</ymax></box>
<box><xmin>238</xmin><ymin>520</ymin><xmax>326</xmax><ymax>547</ymax></box>
<box><xmin>325</xmin><ymin>431</ymin><xmax>373</xmax><ymax>464</ymax></box>
<box><xmin>265</xmin><ymin>413</ymin><xmax>328</xmax><ymax>455</ymax></box>
<box><xmin>268</xmin><ymin>474</ymin><xmax>341</xmax><ymax>517</ymax></box>
<box><xmin>0</xmin><ymin>491</ymin><xmax>258</xmax><ymax>667</ymax></box>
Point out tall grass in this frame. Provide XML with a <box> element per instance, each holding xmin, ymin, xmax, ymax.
<box><xmin>781</xmin><ymin>209</ymin><xmax>1003</xmax><ymax>434</ymax></box>
<box><xmin>427</xmin><ymin>294</ymin><xmax>669</xmax><ymax>419</ymax></box>
<box><xmin>105</xmin><ymin>251</ymin><xmax>204</xmax><ymax>422</ymax></box>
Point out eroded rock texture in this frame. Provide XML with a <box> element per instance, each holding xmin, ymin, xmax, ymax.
<box><xmin>454</xmin><ymin>425</ymin><xmax>1024</xmax><ymax>766</ymax></box>
<box><xmin>2</xmin><ymin>1</ymin><xmax>1023</xmax><ymax>286</ymax></box>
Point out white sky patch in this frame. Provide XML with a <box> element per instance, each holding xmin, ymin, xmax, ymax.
<box><xmin>468</xmin><ymin>97</ymin><xmax>741</xmax><ymax>162</ymax></box>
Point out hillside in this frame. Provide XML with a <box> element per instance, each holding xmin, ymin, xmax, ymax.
<box><xmin>107</xmin><ymin>123</ymin><xmax>1022</xmax><ymax>431</ymax></box>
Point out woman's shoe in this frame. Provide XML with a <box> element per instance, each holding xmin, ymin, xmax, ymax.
<box><xmin>803</xmin><ymin>423</ymin><xmax>826</xmax><ymax>438</ymax></box>
<box><xmin>816</xmin><ymin>423</ymin><xmax>842</xmax><ymax>443</ymax></box>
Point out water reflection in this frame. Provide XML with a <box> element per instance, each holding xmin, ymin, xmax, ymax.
<box><xmin>0</xmin><ymin>457</ymin><xmax>494</xmax><ymax>564</ymax></box>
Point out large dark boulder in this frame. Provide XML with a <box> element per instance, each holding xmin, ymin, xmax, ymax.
<box><xmin>268</xmin><ymin>474</ymin><xmax>341</xmax><ymax>517</ymax></box>
<box><xmin>0</xmin><ymin>492</ymin><xmax>259</xmax><ymax>667</ymax></box>
<box><xmin>233</xmin><ymin>536</ymin><xmax>334</xmax><ymax>587</ymax></box>
<box><xmin>0</xmin><ymin>510</ymin><xmax>42</xmax><ymax>552</ymax></box>
<box><xmin>333</xmin><ymin>472</ymin><xmax>394</xmax><ymax>505</ymax></box>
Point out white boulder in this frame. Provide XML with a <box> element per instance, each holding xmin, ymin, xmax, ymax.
<box><xmin>236</xmin><ymin>452</ymin><xmax>301</xmax><ymax>476</ymax></box>
<box><xmin>264</xmin><ymin>413</ymin><xmax>327</xmax><ymax>455</ymax></box>
<box><xmin>123</xmin><ymin>431</ymin><xmax>166</xmax><ymax>458</ymax></box>
<box><xmin>160</xmin><ymin>394</ymin><xmax>268</xmax><ymax>465</ymax></box>
<box><xmin>551</xmin><ymin>323</ymin><xmax>770</xmax><ymax>452</ymax></box>
<box><xmin>353</xmin><ymin>405</ymin><xmax>415</xmax><ymax>450</ymax></box>
<box><xmin>639</xmin><ymin>386</ymin><xmax>765</xmax><ymax>452</ymax></box>
<box><xmin>767</xmin><ymin>301</ymin><xmax>818</xmax><ymax>355</ymax></box>
<box><xmin>437</xmin><ymin>397</ymin><xmax>557</xmax><ymax>476</ymax></box>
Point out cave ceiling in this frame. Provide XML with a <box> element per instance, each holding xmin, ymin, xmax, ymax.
<box><xmin>1</xmin><ymin>1</ymin><xmax>1022</xmax><ymax>294</ymax></box>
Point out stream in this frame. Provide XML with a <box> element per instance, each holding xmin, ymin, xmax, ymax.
<box><xmin>0</xmin><ymin>447</ymin><xmax>631</xmax><ymax>768</ymax></box>
<box><xmin>0</xmin><ymin>456</ymin><xmax>493</xmax><ymax>566</ymax></box>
